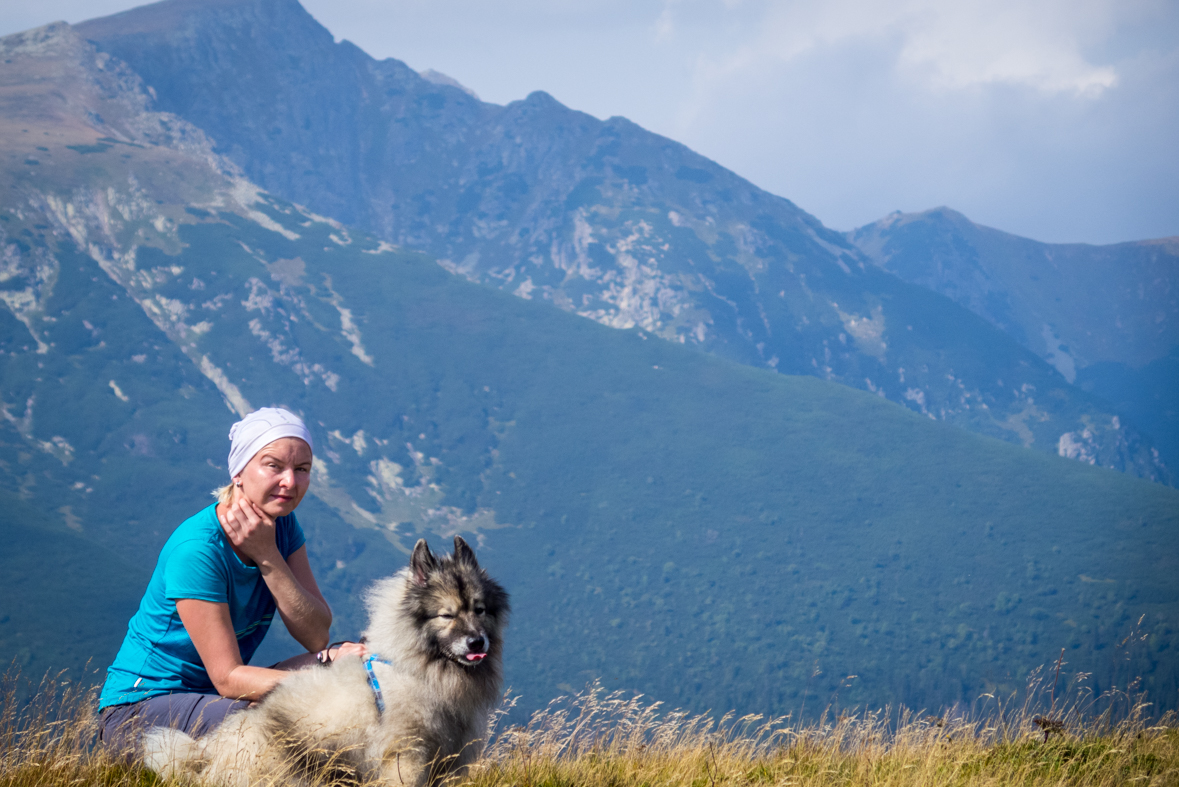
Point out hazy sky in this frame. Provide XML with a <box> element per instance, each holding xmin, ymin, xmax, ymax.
<box><xmin>5</xmin><ymin>0</ymin><xmax>1178</xmax><ymax>244</ymax></box>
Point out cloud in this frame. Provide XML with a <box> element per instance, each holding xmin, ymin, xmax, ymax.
<box><xmin>677</xmin><ymin>0</ymin><xmax>1123</xmax><ymax>119</ymax></box>
<box><xmin>654</xmin><ymin>0</ymin><xmax>678</xmax><ymax>41</ymax></box>
<box><xmin>886</xmin><ymin>0</ymin><xmax>1119</xmax><ymax>93</ymax></box>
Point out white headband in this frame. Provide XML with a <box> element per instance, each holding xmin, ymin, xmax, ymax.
<box><xmin>227</xmin><ymin>407</ymin><xmax>314</xmax><ymax>479</ymax></box>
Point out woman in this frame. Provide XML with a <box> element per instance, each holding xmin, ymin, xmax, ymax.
<box><xmin>98</xmin><ymin>407</ymin><xmax>364</xmax><ymax>755</ymax></box>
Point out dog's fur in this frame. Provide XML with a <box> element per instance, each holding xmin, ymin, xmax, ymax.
<box><xmin>143</xmin><ymin>536</ymin><xmax>509</xmax><ymax>787</ymax></box>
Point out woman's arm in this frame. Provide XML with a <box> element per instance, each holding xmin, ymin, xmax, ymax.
<box><xmin>264</xmin><ymin>545</ymin><xmax>332</xmax><ymax>652</ymax></box>
<box><xmin>178</xmin><ymin>598</ymin><xmax>365</xmax><ymax>700</ymax></box>
<box><xmin>176</xmin><ymin>599</ymin><xmax>288</xmax><ymax>701</ymax></box>
<box><xmin>221</xmin><ymin>498</ymin><xmax>332</xmax><ymax>652</ymax></box>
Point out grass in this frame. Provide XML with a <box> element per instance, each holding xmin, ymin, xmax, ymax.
<box><xmin>3</xmin><ymin>667</ymin><xmax>1176</xmax><ymax>787</ymax></box>
<box><xmin>476</xmin><ymin>678</ymin><xmax>1178</xmax><ymax>787</ymax></box>
<box><xmin>0</xmin><ymin>669</ymin><xmax>159</xmax><ymax>787</ymax></box>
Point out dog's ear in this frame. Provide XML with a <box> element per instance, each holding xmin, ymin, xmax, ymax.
<box><xmin>453</xmin><ymin>535</ymin><xmax>479</xmax><ymax>568</ymax></box>
<box><xmin>410</xmin><ymin>539</ymin><xmax>438</xmax><ymax>586</ymax></box>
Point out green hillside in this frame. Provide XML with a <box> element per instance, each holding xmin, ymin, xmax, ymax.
<box><xmin>5</xmin><ymin>197</ymin><xmax>1177</xmax><ymax>718</ymax></box>
<box><xmin>0</xmin><ymin>490</ymin><xmax>147</xmax><ymax>681</ymax></box>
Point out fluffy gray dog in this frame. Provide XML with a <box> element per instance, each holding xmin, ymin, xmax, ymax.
<box><xmin>144</xmin><ymin>536</ymin><xmax>510</xmax><ymax>787</ymax></box>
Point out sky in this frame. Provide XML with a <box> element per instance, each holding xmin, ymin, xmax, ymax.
<box><xmin>4</xmin><ymin>0</ymin><xmax>1178</xmax><ymax>245</ymax></box>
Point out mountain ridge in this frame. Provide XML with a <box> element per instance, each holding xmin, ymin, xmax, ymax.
<box><xmin>850</xmin><ymin>207</ymin><xmax>1179</xmax><ymax>468</ymax></box>
<box><xmin>73</xmin><ymin>0</ymin><xmax>1169</xmax><ymax>483</ymax></box>
<box><xmin>849</xmin><ymin>207</ymin><xmax>1179</xmax><ymax>372</ymax></box>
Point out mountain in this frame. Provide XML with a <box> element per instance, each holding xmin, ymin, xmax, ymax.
<box><xmin>0</xmin><ymin>18</ymin><xmax>319</xmax><ymax>677</ymax></box>
<box><xmin>2</xmin><ymin>22</ymin><xmax>1178</xmax><ymax>720</ymax></box>
<box><xmin>73</xmin><ymin>0</ymin><xmax>1168</xmax><ymax>484</ymax></box>
<box><xmin>850</xmin><ymin>208</ymin><xmax>1179</xmax><ymax>469</ymax></box>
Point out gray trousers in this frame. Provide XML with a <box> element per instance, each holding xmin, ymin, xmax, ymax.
<box><xmin>99</xmin><ymin>693</ymin><xmax>250</xmax><ymax>761</ymax></box>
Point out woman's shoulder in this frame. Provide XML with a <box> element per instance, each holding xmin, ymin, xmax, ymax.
<box><xmin>163</xmin><ymin>504</ymin><xmax>223</xmax><ymax>549</ymax></box>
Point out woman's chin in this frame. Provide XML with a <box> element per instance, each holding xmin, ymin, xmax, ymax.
<box><xmin>262</xmin><ymin>499</ymin><xmax>297</xmax><ymax>518</ymax></box>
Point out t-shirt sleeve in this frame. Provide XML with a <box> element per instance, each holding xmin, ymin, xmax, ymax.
<box><xmin>164</xmin><ymin>538</ymin><xmax>231</xmax><ymax>603</ymax></box>
<box><xmin>278</xmin><ymin>513</ymin><xmax>306</xmax><ymax>559</ymax></box>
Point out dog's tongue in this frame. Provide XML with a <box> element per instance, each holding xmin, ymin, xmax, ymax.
<box><xmin>465</xmin><ymin>653</ymin><xmax>487</xmax><ymax>662</ymax></box>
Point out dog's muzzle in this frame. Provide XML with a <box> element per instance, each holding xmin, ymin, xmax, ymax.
<box><xmin>461</xmin><ymin>634</ymin><xmax>488</xmax><ymax>664</ymax></box>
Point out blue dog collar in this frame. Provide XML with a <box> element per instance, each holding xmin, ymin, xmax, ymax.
<box><xmin>365</xmin><ymin>654</ymin><xmax>390</xmax><ymax>715</ymax></box>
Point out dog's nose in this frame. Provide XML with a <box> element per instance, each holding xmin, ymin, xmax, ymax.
<box><xmin>466</xmin><ymin>634</ymin><xmax>487</xmax><ymax>653</ymax></box>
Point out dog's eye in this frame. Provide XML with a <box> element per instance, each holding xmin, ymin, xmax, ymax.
<box><xmin>474</xmin><ymin>606</ymin><xmax>486</xmax><ymax>615</ymax></box>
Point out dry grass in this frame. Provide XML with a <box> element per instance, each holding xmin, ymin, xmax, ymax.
<box><xmin>2</xmin><ymin>666</ymin><xmax>1176</xmax><ymax>787</ymax></box>
<box><xmin>0</xmin><ymin>668</ymin><xmax>160</xmax><ymax>787</ymax></box>
<box><xmin>474</xmin><ymin>679</ymin><xmax>1178</xmax><ymax>787</ymax></box>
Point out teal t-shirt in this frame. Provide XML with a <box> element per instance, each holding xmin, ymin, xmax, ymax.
<box><xmin>99</xmin><ymin>504</ymin><xmax>306</xmax><ymax>708</ymax></box>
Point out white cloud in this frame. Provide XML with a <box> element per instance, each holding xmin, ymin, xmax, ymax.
<box><xmin>680</xmin><ymin>0</ymin><xmax>1122</xmax><ymax>110</ymax></box>
<box><xmin>654</xmin><ymin>0</ymin><xmax>679</xmax><ymax>41</ymax></box>
<box><xmin>888</xmin><ymin>0</ymin><xmax>1119</xmax><ymax>94</ymax></box>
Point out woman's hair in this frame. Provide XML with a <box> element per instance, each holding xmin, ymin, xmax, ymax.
<box><xmin>212</xmin><ymin>482</ymin><xmax>235</xmax><ymax>505</ymax></box>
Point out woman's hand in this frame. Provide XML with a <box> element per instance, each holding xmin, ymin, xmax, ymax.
<box><xmin>220</xmin><ymin>497</ymin><xmax>282</xmax><ymax>566</ymax></box>
<box><xmin>270</xmin><ymin>640</ymin><xmax>368</xmax><ymax>671</ymax></box>
<box><xmin>216</xmin><ymin>484</ymin><xmax>332</xmax><ymax>653</ymax></box>
<box><xmin>331</xmin><ymin>641</ymin><xmax>368</xmax><ymax>661</ymax></box>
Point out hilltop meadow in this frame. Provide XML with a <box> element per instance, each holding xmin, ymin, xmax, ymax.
<box><xmin>2</xmin><ymin>666</ymin><xmax>1177</xmax><ymax>787</ymax></box>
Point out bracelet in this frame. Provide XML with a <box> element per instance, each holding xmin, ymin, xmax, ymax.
<box><xmin>316</xmin><ymin>640</ymin><xmax>354</xmax><ymax>666</ymax></box>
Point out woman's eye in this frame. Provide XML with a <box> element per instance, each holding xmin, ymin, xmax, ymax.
<box><xmin>438</xmin><ymin>613</ymin><xmax>454</xmax><ymax>620</ymax></box>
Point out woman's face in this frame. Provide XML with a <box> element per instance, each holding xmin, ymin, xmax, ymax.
<box><xmin>234</xmin><ymin>437</ymin><xmax>313</xmax><ymax>518</ymax></box>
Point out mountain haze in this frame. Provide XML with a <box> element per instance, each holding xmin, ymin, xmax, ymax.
<box><xmin>2</xmin><ymin>21</ymin><xmax>1178</xmax><ymax>720</ymax></box>
<box><xmin>75</xmin><ymin>0</ymin><xmax>1168</xmax><ymax>483</ymax></box>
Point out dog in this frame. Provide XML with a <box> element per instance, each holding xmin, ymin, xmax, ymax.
<box><xmin>143</xmin><ymin>535</ymin><xmax>510</xmax><ymax>787</ymax></box>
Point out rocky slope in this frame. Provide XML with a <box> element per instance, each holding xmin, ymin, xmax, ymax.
<box><xmin>3</xmin><ymin>22</ymin><xmax>1178</xmax><ymax>716</ymax></box>
<box><xmin>850</xmin><ymin>208</ymin><xmax>1179</xmax><ymax>467</ymax></box>
<box><xmin>74</xmin><ymin>0</ymin><xmax>1167</xmax><ymax>482</ymax></box>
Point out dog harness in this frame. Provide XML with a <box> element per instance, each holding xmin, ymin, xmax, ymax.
<box><xmin>364</xmin><ymin>654</ymin><xmax>390</xmax><ymax>716</ymax></box>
